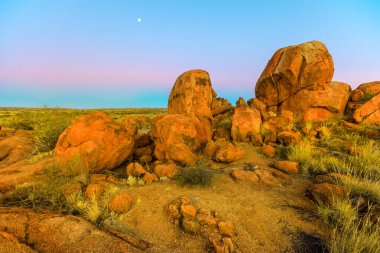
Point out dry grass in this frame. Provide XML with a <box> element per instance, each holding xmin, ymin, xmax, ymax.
<box><xmin>318</xmin><ymin>198</ymin><xmax>380</xmax><ymax>253</ymax></box>
<box><xmin>0</xmin><ymin>156</ymin><xmax>128</xmax><ymax>227</ymax></box>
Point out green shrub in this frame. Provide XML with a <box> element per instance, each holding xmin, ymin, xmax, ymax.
<box><xmin>177</xmin><ymin>161</ymin><xmax>214</xmax><ymax>187</ymax></box>
<box><xmin>33</xmin><ymin>111</ymin><xmax>72</xmax><ymax>152</ymax></box>
<box><xmin>318</xmin><ymin>199</ymin><xmax>380</xmax><ymax>253</ymax></box>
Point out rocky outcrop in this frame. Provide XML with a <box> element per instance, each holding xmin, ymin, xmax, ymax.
<box><xmin>205</xmin><ymin>139</ymin><xmax>245</xmax><ymax>163</ymax></box>
<box><xmin>0</xmin><ymin>130</ymin><xmax>34</xmax><ymax>169</ymax></box>
<box><xmin>280</xmin><ymin>82</ymin><xmax>351</xmax><ymax>122</ymax></box>
<box><xmin>351</xmin><ymin>81</ymin><xmax>380</xmax><ymax>102</ymax></box>
<box><xmin>54</xmin><ymin>112</ymin><xmax>135</xmax><ymax>172</ymax></box>
<box><xmin>168</xmin><ymin>70</ymin><xmax>216</xmax><ymax>141</ymax></box>
<box><xmin>352</xmin><ymin>93</ymin><xmax>380</xmax><ymax>125</ymax></box>
<box><xmin>0</xmin><ymin>207</ymin><xmax>142</xmax><ymax>253</ymax></box>
<box><xmin>255</xmin><ymin>41</ymin><xmax>351</xmax><ymax>122</ymax></box>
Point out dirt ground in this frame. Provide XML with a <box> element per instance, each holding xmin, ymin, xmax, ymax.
<box><xmin>119</xmin><ymin>145</ymin><xmax>329</xmax><ymax>253</ymax></box>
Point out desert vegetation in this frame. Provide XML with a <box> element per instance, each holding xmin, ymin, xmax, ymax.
<box><xmin>1</xmin><ymin>41</ymin><xmax>380</xmax><ymax>253</ymax></box>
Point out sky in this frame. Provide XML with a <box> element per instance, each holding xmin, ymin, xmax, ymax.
<box><xmin>0</xmin><ymin>0</ymin><xmax>379</xmax><ymax>108</ymax></box>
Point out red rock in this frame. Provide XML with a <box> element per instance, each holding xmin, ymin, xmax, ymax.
<box><xmin>134</xmin><ymin>133</ymin><xmax>152</xmax><ymax>147</ymax></box>
<box><xmin>235</xmin><ymin>97</ymin><xmax>247</xmax><ymax>108</ymax></box>
<box><xmin>230</xmin><ymin>170</ymin><xmax>259</xmax><ymax>184</ymax></box>
<box><xmin>167</xmin><ymin>143</ymin><xmax>197</xmax><ymax>166</ymax></box>
<box><xmin>153</xmin><ymin>163</ymin><xmax>179</xmax><ymax>179</ymax></box>
<box><xmin>214</xmin><ymin>143</ymin><xmax>245</xmax><ymax>163</ymax></box>
<box><xmin>262</xmin><ymin>144</ymin><xmax>276</xmax><ymax>158</ymax></box>
<box><xmin>54</xmin><ymin>112</ymin><xmax>134</xmax><ymax>172</ymax></box>
<box><xmin>353</xmin><ymin>93</ymin><xmax>380</xmax><ymax>125</ymax></box>
<box><xmin>107</xmin><ymin>192</ymin><xmax>134</xmax><ymax>214</ymax></box>
<box><xmin>218</xmin><ymin>221</ymin><xmax>235</xmax><ymax>237</ymax></box>
<box><xmin>126</xmin><ymin>162</ymin><xmax>147</xmax><ymax>177</ymax></box>
<box><xmin>277</xmin><ymin>131</ymin><xmax>301</xmax><ymax>145</ymax></box>
<box><xmin>308</xmin><ymin>183</ymin><xmax>349</xmax><ymax>204</ymax></box>
<box><xmin>256</xmin><ymin>41</ymin><xmax>334</xmax><ymax>106</ymax></box>
<box><xmin>231</xmin><ymin>107</ymin><xmax>262</xmax><ymax>142</ymax></box>
<box><xmin>351</xmin><ymin>81</ymin><xmax>380</xmax><ymax>102</ymax></box>
<box><xmin>124</xmin><ymin>117</ymin><xmax>138</xmax><ymax>136</ymax></box>
<box><xmin>273</xmin><ymin>161</ymin><xmax>299</xmax><ymax>174</ymax></box>
<box><xmin>142</xmin><ymin>173</ymin><xmax>158</xmax><ymax>184</ymax></box>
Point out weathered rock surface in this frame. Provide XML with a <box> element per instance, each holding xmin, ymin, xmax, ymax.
<box><xmin>280</xmin><ymin>82</ymin><xmax>351</xmax><ymax>122</ymax></box>
<box><xmin>231</xmin><ymin>107</ymin><xmax>262</xmax><ymax>142</ymax></box>
<box><xmin>273</xmin><ymin>161</ymin><xmax>299</xmax><ymax>174</ymax></box>
<box><xmin>256</xmin><ymin>41</ymin><xmax>334</xmax><ymax>106</ymax></box>
<box><xmin>353</xmin><ymin>93</ymin><xmax>380</xmax><ymax>125</ymax></box>
<box><xmin>168</xmin><ymin>70</ymin><xmax>215</xmax><ymax>141</ymax></box>
<box><xmin>214</xmin><ymin>143</ymin><xmax>245</xmax><ymax>163</ymax></box>
<box><xmin>0</xmin><ymin>230</ymin><xmax>36</xmax><ymax>253</ymax></box>
<box><xmin>351</xmin><ymin>81</ymin><xmax>380</xmax><ymax>102</ymax></box>
<box><xmin>151</xmin><ymin>114</ymin><xmax>200</xmax><ymax>165</ymax></box>
<box><xmin>211</xmin><ymin>97</ymin><xmax>233</xmax><ymax>116</ymax></box>
<box><xmin>255</xmin><ymin>41</ymin><xmax>351</xmax><ymax>122</ymax></box>
<box><xmin>54</xmin><ymin>112</ymin><xmax>135</xmax><ymax>172</ymax></box>
<box><xmin>308</xmin><ymin>183</ymin><xmax>349</xmax><ymax>204</ymax></box>
<box><xmin>0</xmin><ymin>207</ymin><xmax>142</xmax><ymax>253</ymax></box>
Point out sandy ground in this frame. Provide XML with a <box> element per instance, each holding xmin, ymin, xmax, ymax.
<box><xmin>118</xmin><ymin>145</ymin><xmax>328</xmax><ymax>253</ymax></box>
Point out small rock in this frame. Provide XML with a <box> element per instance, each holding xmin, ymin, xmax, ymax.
<box><xmin>218</xmin><ymin>221</ymin><xmax>235</xmax><ymax>237</ymax></box>
<box><xmin>262</xmin><ymin>144</ymin><xmax>276</xmax><ymax>158</ymax></box>
<box><xmin>230</xmin><ymin>170</ymin><xmax>259</xmax><ymax>184</ymax></box>
<box><xmin>181</xmin><ymin>218</ymin><xmax>200</xmax><ymax>234</ymax></box>
<box><xmin>134</xmin><ymin>133</ymin><xmax>152</xmax><ymax>147</ymax></box>
<box><xmin>153</xmin><ymin>163</ymin><xmax>179</xmax><ymax>179</ymax></box>
<box><xmin>126</xmin><ymin>162</ymin><xmax>146</xmax><ymax>177</ymax></box>
<box><xmin>107</xmin><ymin>192</ymin><xmax>134</xmax><ymax>213</ymax></box>
<box><xmin>142</xmin><ymin>172</ymin><xmax>158</xmax><ymax>184</ymax></box>
<box><xmin>273</xmin><ymin>161</ymin><xmax>299</xmax><ymax>174</ymax></box>
<box><xmin>181</xmin><ymin>204</ymin><xmax>197</xmax><ymax>218</ymax></box>
<box><xmin>214</xmin><ymin>143</ymin><xmax>245</xmax><ymax>163</ymax></box>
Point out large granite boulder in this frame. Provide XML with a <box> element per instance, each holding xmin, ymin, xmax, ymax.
<box><xmin>54</xmin><ymin>112</ymin><xmax>135</xmax><ymax>172</ymax></box>
<box><xmin>255</xmin><ymin>41</ymin><xmax>350</xmax><ymax>122</ymax></box>
<box><xmin>168</xmin><ymin>70</ymin><xmax>216</xmax><ymax>141</ymax></box>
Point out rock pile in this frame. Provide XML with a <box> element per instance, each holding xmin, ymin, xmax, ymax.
<box><xmin>167</xmin><ymin>196</ymin><xmax>236</xmax><ymax>253</ymax></box>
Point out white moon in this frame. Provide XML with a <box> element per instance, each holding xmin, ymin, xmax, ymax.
<box><xmin>137</xmin><ymin>18</ymin><xmax>142</xmax><ymax>23</ymax></box>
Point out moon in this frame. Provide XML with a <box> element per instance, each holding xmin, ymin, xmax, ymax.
<box><xmin>137</xmin><ymin>18</ymin><xmax>142</xmax><ymax>23</ymax></box>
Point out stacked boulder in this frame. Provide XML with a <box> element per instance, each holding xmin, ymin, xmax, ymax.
<box><xmin>152</xmin><ymin>70</ymin><xmax>218</xmax><ymax>165</ymax></box>
<box><xmin>348</xmin><ymin>81</ymin><xmax>380</xmax><ymax>126</ymax></box>
<box><xmin>255</xmin><ymin>41</ymin><xmax>351</xmax><ymax>123</ymax></box>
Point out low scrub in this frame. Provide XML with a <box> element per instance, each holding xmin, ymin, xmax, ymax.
<box><xmin>177</xmin><ymin>161</ymin><xmax>214</xmax><ymax>187</ymax></box>
<box><xmin>318</xmin><ymin>199</ymin><xmax>380</xmax><ymax>253</ymax></box>
<box><xmin>0</xmin><ymin>156</ymin><xmax>125</xmax><ymax>227</ymax></box>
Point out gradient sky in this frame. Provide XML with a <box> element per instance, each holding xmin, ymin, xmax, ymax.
<box><xmin>1</xmin><ymin>0</ymin><xmax>379</xmax><ymax>108</ymax></box>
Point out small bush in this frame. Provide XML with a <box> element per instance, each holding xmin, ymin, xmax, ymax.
<box><xmin>177</xmin><ymin>161</ymin><xmax>214</xmax><ymax>187</ymax></box>
<box><xmin>33</xmin><ymin>111</ymin><xmax>72</xmax><ymax>153</ymax></box>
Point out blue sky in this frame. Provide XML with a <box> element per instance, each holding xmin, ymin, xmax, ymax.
<box><xmin>0</xmin><ymin>0</ymin><xmax>379</xmax><ymax>108</ymax></box>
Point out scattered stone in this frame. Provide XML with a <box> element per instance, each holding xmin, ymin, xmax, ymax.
<box><xmin>204</xmin><ymin>138</ymin><xmax>227</xmax><ymax>157</ymax></box>
<box><xmin>153</xmin><ymin>163</ymin><xmax>180</xmax><ymax>179</ymax></box>
<box><xmin>277</xmin><ymin>131</ymin><xmax>301</xmax><ymax>145</ymax></box>
<box><xmin>214</xmin><ymin>143</ymin><xmax>245</xmax><ymax>163</ymax></box>
<box><xmin>273</xmin><ymin>161</ymin><xmax>299</xmax><ymax>174</ymax></box>
<box><xmin>142</xmin><ymin>173</ymin><xmax>158</xmax><ymax>184</ymax></box>
<box><xmin>262</xmin><ymin>110</ymin><xmax>294</xmax><ymax>133</ymax></box>
<box><xmin>218</xmin><ymin>221</ymin><xmax>236</xmax><ymax>237</ymax></box>
<box><xmin>230</xmin><ymin>170</ymin><xmax>259</xmax><ymax>184</ymax></box>
<box><xmin>262</xmin><ymin>144</ymin><xmax>276</xmax><ymax>158</ymax></box>
<box><xmin>126</xmin><ymin>162</ymin><xmax>147</xmax><ymax>177</ymax></box>
<box><xmin>107</xmin><ymin>192</ymin><xmax>134</xmax><ymax>214</ymax></box>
